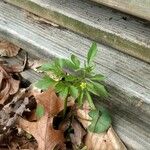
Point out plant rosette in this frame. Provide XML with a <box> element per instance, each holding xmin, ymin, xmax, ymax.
<box><xmin>35</xmin><ymin>42</ymin><xmax>127</xmax><ymax>149</ymax></box>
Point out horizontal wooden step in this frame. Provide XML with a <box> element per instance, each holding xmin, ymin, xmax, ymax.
<box><xmin>0</xmin><ymin>1</ymin><xmax>150</xmax><ymax>149</ymax></box>
<box><xmin>92</xmin><ymin>0</ymin><xmax>150</xmax><ymax>21</ymax></box>
<box><xmin>4</xmin><ymin>0</ymin><xmax>150</xmax><ymax>63</ymax></box>
<box><xmin>3</xmin><ymin>51</ymin><xmax>150</xmax><ymax>150</ymax></box>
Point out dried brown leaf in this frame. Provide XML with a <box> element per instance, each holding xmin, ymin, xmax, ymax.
<box><xmin>8</xmin><ymin>53</ymin><xmax>28</xmax><ymax>73</ymax></box>
<box><xmin>1</xmin><ymin>52</ymin><xmax>28</xmax><ymax>73</ymax></box>
<box><xmin>0</xmin><ymin>66</ymin><xmax>20</xmax><ymax>104</ymax></box>
<box><xmin>28</xmin><ymin>60</ymin><xmax>45</xmax><ymax>72</ymax></box>
<box><xmin>70</xmin><ymin>119</ymin><xmax>86</xmax><ymax>149</ymax></box>
<box><xmin>0</xmin><ymin>53</ymin><xmax>28</xmax><ymax>104</ymax></box>
<box><xmin>19</xmin><ymin>89</ymin><xmax>67</xmax><ymax>150</ymax></box>
<box><xmin>0</xmin><ymin>40</ymin><xmax>20</xmax><ymax>57</ymax></box>
<box><xmin>0</xmin><ymin>89</ymin><xmax>33</xmax><ymax>145</ymax></box>
<box><xmin>76</xmin><ymin>103</ymin><xmax>127</xmax><ymax>150</ymax></box>
<box><xmin>84</xmin><ymin>127</ymin><xmax>127</xmax><ymax>150</ymax></box>
<box><xmin>34</xmin><ymin>88</ymin><xmax>64</xmax><ymax>116</ymax></box>
<box><xmin>19</xmin><ymin>114</ymin><xmax>65</xmax><ymax>150</ymax></box>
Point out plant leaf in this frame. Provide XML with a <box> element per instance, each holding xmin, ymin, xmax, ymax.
<box><xmin>77</xmin><ymin>91</ymin><xmax>84</xmax><ymax>106</ymax></box>
<box><xmin>35</xmin><ymin>76</ymin><xmax>56</xmax><ymax>90</ymax></box>
<box><xmin>87</xmin><ymin>81</ymin><xmax>107</xmax><ymax>97</ymax></box>
<box><xmin>59</xmin><ymin>86</ymin><xmax>69</xmax><ymax>100</ymax></box>
<box><xmin>63</xmin><ymin>59</ymin><xmax>78</xmax><ymax>70</ymax></box>
<box><xmin>65</xmin><ymin>75</ymin><xmax>76</xmax><ymax>82</ymax></box>
<box><xmin>19</xmin><ymin>89</ymin><xmax>66</xmax><ymax>150</ymax></box>
<box><xmin>92</xmin><ymin>82</ymin><xmax>108</xmax><ymax>97</ymax></box>
<box><xmin>71</xmin><ymin>54</ymin><xmax>80</xmax><ymax>68</ymax></box>
<box><xmin>54</xmin><ymin>82</ymin><xmax>65</xmax><ymax>93</ymax></box>
<box><xmin>70</xmin><ymin>86</ymin><xmax>79</xmax><ymax>99</ymax></box>
<box><xmin>35</xmin><ymin>104</ymin><xmax>45</xmax><ymax>119</ymax></box>
<box><xmin>87</xmin><ymin>42</ymin><xmax>97</xmax><ymax>65</ymax></box>
<box><xmin>38</xmin><ymin>62</ymin><xmax>54</xmax><ymax>71</ymax></box>
<box><xmin>88</xmin><ymin>107</ymin><xmax>111</xmax><ymax>133</ymax></box>
<box><xmin>85</xmin><ymin>90</ymin><xmax>96</xmax><ymax>109</ymax></box>
<box><xmin>54</xmin><ymin>58</ymin><xmax>65</xmax><ymax>68</ymax></box>
<box><xmin>90</xmin><ymin>74</ymin><xmax>105</xmax><ymax>81</ymax></box>
<box><xmin>87</xmin><ymin>82</ymin><xmax>99</xmax><ymax>96</ymax></box>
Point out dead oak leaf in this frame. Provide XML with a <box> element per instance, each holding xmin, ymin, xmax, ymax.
<box><xmin>34</xmin><ymin>88</ymin><xmax>74</xmax><ymax>117</ymax></box>
<box><xmin>34</xmin><ymin>88</ymin><xmax>64</xmax><ymax>116</ymax></box>
<box><xmin>70</xmin><ymin>119</ymin><xmax>86</xmax><ymax>149</ymax></box>
<box><xmin>76</xmin><ymin>103</ymin><xmax>127</xmax><ymax>150</ymax></box>
<box><xmin>3</xmin><ymin>52</ymin><xmax>28</xmax><ymax>73</ymax></box>
<box><xmin>85</xmin><ymin>127</ymin><xmax>127</xmax><ymax>150</ymax></box>
<box><xmin>0</xmin><ymin>66</ymin><xmax>20</xmax><ymax>104</ymax></box>
<box><xmin>0</xmin><ymin>40</ymin><xmax>20</xmax><ymax>57</ymax></box>
<box><xmin>19</xmin><ymin>89</ymin><xmax>68</xmax><ymax>150</ymax></box>
<box><xmin>28</xmin><ymin>60</ymin><xmax>45</xmax><ymax>72</ymax></box>
<box><xmin>0</xmin><ymin>53</ymin><xmax>28</xmax><ymax>104</ymax></box>
<box><xmin>19</xmin><ymin>114</ymin><xmax>66</xmax><ymax>150</ymax></box>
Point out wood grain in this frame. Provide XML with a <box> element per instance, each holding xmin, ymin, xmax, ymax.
<box><xmin>4</xmin><ymin>0</ymin><xmax>150</xmax><ymax>63</ymax></box>
<box><xmin>92</xmin><ymin>0</ymin><xmax>150</xmax><ymax>21</ymax></box>
<box><xmin>0</xmin><ymin>2</ymin><xmax>150</xmax><ymax>148</ymax></box>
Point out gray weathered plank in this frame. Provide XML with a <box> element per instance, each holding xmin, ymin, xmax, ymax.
<box><xmin>0</xmin><ymin>2</ymin><xmax>150</xmax><ymax>149</ymax></box>
<box><xmin>2</xmin><ymin>47</ymin><xmax>150</xmax><ymax>150</ymax></box>
<box><xmin>4</xmin><ymin>0</ymin><xmax>150</xmax><ymax>63</ymax></box>
<box><xmin>92</xmin><ymin>0</ymin><xmax>150</xmax><ymax>21</ymax></box>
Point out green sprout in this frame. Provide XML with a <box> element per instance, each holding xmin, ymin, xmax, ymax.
<box><xmin>35</xmin><ymin>42</ymin><xmax>111</xmax><ymax>133</ymax></box>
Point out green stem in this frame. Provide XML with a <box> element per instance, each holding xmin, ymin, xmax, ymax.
<box><xmin>63</xmin><ymin>96</ymin><xmax>68</xmax><ymax>118</ymax></box>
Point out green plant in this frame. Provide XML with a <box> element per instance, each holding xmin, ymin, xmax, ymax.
<box><xmin>35</xmin><ymin>42</ymin><xmax>111</xmax><ymax>133</ymax></box>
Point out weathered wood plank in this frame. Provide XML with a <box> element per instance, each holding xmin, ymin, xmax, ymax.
<box><xmin>2</xmin><ymin>46</ymin><xmax>150</xmax><ymax>150</ymax></box>
<box><xmin>4</xmin><ymin>0</ymin><xmax>150</xmax><ymax>63</ymax></box>
<box><xmin>0</xmin><ymin>2</ymin><xmax>150</xmax><ymax>148</ymax></box>
<box><xmin>92</xmin><ymin>0</ymin><xmax>150</xmax><ymax>21</ymax></box>
<box><xmin>0</xmin><ymin>1</ymin><xmax>150</xmax><ymax>103</ymax></box>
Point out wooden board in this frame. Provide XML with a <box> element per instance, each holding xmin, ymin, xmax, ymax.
<box><xmin>4</xmin><ymin>0</ymin><xmax>150</xmax><ymax>63</ymax></box>
<box><xmin>92</xmin><ymin>0</ymin><xmax>150</xmax><ymax>21</ymax></box>
<box><xmin>3</xmin><ymin>48</ymin><xmax>150</xmax><ymax>150</ymax></box>
<box><xmin>0</xmin><ymin>2</ymin><xmax>150</xmax><ymax>148</ymax></box>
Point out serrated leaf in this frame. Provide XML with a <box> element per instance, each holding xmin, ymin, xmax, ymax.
<box><xmin>59</xmin><ymin>86</ymin><xmax>69</xmax><ymax>100</ymax></box>
<box><xmin>70</xmin><ymin>86</ymin><xmax>79</xmax><ymax>99</ymax></box>
<box><xmin>35</xmin><ymin>76</ymin><xmax>56</xmax><ymax>90</ymax></box>
<box><xmin>90</xmin><ymin>74</ymin><xmax>105</xmax><ymax>81</ymax></box>
<box><xmin>54</xmin><ymin>82</ymin><xmax>65</xmax><ymax>93</ymax></box>
<box><xmin>65</xmin><ymin>75</ymin><xmax>76</xmax><ymax>81</ymax></box>
<box><xmin>85</xmin><ymin>90</ymin><xmax>96</xmax><ymax>109</ymax></box>
<box><xmin>92</xmin><ymin>82</ymin><xmax>108</xmax><ymax>97</ymax></box>
<box><xmin>54</xmin><ymin>58</ymin><xmax>65</xmax><ymax>68</ymax></box>
<box><xmin>88</xmin><ymin>107</ymin><xmax>111</xmax><ymax>133</ymax></box>
<box><xmin>35</xmin><ymin>104</ymin><xmax>45</xmax><ymax>119</ymax></box>
<box><xmin>87</xmin><ymin>81</ymin><xmax>108</xmax><ymax>97</ymax></box>
<box><xmin>87</xmin><ymin>82</ymin><xmax>99</xmax><ymax>96</ymax></box>
<box><xmin>87</xmin><ymin>42</ymin><xmax>97</xmax><ymax>65</ymax></box>
<box><xmin>63</xmin><ymin>59</ymin><xmax>78</xmax><ymax>70</ymax></box>
<box><xmin>71</xmin><ymin>54</ymin><xmax>80</xmax><ymax>68</ymax></box>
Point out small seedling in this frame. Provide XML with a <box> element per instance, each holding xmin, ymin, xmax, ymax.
<box><xmin>35</xmin><ymin>42</ymin><xmax>111</xmax><ymax>133</ymax></box>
